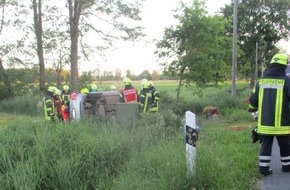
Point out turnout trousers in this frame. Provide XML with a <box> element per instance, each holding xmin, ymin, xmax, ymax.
<box><xmin>259</xmin><ymin>136</ymin><xmax>290</xmax><ymax>172</ymax></box>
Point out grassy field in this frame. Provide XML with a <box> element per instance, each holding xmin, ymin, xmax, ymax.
<box><xmin>0</xmin><ymin>80</ymin><xmax>261</xmax><ymax>190</ymax></box>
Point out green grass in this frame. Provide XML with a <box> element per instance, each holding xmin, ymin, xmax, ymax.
<box><xmin>0</xmin><ymin>80</ymin><xmax>261</xmax><ymax>190</ymax></box>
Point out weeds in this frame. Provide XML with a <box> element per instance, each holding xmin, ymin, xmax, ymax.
<box><xmin>0</xmin><ymin>82</ymin><xmax>260</xmax><ymax>189</ymax></box>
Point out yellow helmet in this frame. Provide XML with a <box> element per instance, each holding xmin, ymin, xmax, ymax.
<box><xmin>110</xmin><ymin>85</ymin><xmax>117</xmax><ymax>90</ymax></box>
<box><xmin>141</xmin><ymin>78</ymin><xmax>148</xmax><ymax>85</ymax></box>
<box><xmin>91</xmin><ymin>84</ymin><xmax>97</xmax><ymax>92</ymax></box>
<box><xmin>80</xmin><ymin>88</ymin><xmax>89</xmax><ymax>94</ymax></box>
<box><xmin>47</xmin><ymin>86</ymin><xmax>55</xmax><ymax>93</ymax></box>
<box><xmin>143</xmin><ymin>81</ymin><xmax>151</xmax><ymax>89</ymax></box>
<box><xmin>270</xmin><ymin>53</ymin><xmax>288</xmax><ymax>65</ymax></box>
<box><xmin>63</xmin><ymin>85</ymin><xmax>69</xmax><ymax>91</ymax></box>
<box><xmin>54</xmin><ymin>88</ymin><xmax>62</xmax><ymax>96</ymax></box>
<box><xmin>123</xmin><ymin>77</ymin><xmax>132</xmax><ymax>85</ymax></box>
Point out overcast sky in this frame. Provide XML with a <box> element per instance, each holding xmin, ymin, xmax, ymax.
<box><xmin>82</xmin><ymin>0</ymin><xmax>232</xmax><ymax>75</ymax></box>
<box><xmin>82</xmin><ymin>0</ymin><xmax>289</xmax><ymax>75</ymax></box>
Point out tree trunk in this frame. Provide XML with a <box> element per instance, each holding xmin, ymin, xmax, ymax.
<box><xmin>250</xmin><ymin>72</ymin><xmax>255</xmax><ymax>89</ymax></box>
<box><xmin>68</xmin><ymin>0</ymin><xmax>81</xmax><ymax>91</ymax></box>
<box><xmin>176</xmin><ymin>78</ymin><xmax>182</xmax><ymax>100</ymax></box>
<box><xmin>176</xmin><ymin>65</ymin><xmax>186</xmax><ymax>100</ymax></box>
<box><xmin>33</xmin><ymin>0</ymin><xmax>45</xmax><ymax>91</ymax></box>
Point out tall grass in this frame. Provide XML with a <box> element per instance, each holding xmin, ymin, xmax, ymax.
<box><xmin>0</xmin><ymin>81</ymin><xmax>262</xmax><ymax>189</ymax></box>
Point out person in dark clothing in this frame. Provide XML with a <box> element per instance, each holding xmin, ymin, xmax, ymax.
<box><xmin>43</xmin><ymin>86</ymin><xmax>56</xmax><ymax>123</ymax></box>
<box><xmin>139</xmin><ymin>81</ymin><xmax>152</xmax><ymax>113</ymax></box>
<box><xmin>248</xmin><ymin>53</ymin><xmax>290</xmax><ymax>176</ymax></box>
<box><xmin>148</xmin><ymin>81</ymin><xmax>160</xmax><ymax>112</ymax></box>
<box><xmin>61</xmin><ymin>85</ymin><xmax>70</xmax><ymax>123</ymax></box>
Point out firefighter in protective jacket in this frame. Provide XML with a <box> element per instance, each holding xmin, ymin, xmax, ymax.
<box><xmin>120</xmin><ymin>78</ymin><xmax>139</xmax><ymax>103</ymax></box>
<box><xmin>248</xmin><ymin>53</ymin><xmax>290</xmax><ymax>176</ymax></box>
<box><xmin>139</xmin><ymin>81</ymin><xmax>152</xmax><ymax>113</ymax></box>
<box><xmin>61</xmin><ymin>85</ymin><xmax>70</xmax><ymax>123</ymax></box>
<box><xmin>43</xmin><ymin>86</ymin><xmax>56</xmax><ymax>123</ymax></box>
<box><xmin>148</xmin><ymin>81</ymin><xmax>159</xmax><ymax>112</ymax></box>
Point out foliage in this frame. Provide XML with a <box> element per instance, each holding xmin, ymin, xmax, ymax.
<box><xmin>0</xmin><ymin>95</ymin><xmax>42</xmax><ymax>116</ymax></box>
<box><xmin>222</xmin><ymin>0</ymin><xmax>290</xmax><ymax>87</ymax></box>
<box><xmin>155</xmin><ymin>0</ymin><xmax>232</xmax><ymax>87</ymax></box>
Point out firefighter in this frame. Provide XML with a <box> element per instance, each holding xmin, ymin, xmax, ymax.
<box><xmin>43</xmin><ymin>86</ymin><xmax>57</xmax><ymax>124</ymax></box>
<box><xmin>139</xmin><ymin>81</ymin><xmax>152</xmax><ymax>113</ymax></box>
<box><xmin>61</xmin><ymin>85</ymin><xmax>70</xmax><ymax>123</ymax></box>
<box><xmin>53</xmin><ymin>88</ymin><xmax>63</xmax><ymax>122</ymax></box>
<box><xmin>110</xmin><ymin>85</ymin><xmax>117</xmax><ymax>91</ymax></box>
<box><xmin>119</xmin><ymin>77</ymin><xmax>139</xmax><ymax>103</ymax></box>
<box><xmin>140</xmin><ymin>78</ymin><xmax>148</xmax><ymax>90</ymax></box>
<box><xmin>148</xmin><ymin>81</ymin><xmax>160</xmax><ymax>112</ymax></box>
<box><xmin>80</xmin><ymin>87</ymin><xmax>89</xmax><ymax>94</ymax></box>
<box><xmin>248</xmin><ymin>53</ymin><xmax>290</xmax><ymax>176</ymax></box>
<box><xmin>90</xmin><ymin>83</ymin><xmax>97</xmax><ymax>92</ymax></box>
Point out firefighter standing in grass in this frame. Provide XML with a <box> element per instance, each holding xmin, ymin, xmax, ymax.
<box><xmin>120</xmin><ymin>77</ymin><xmax>139</xmax><ymax>103</ymax></box>
<box><xmin>89</xmin><ymin>83</ymin><xmax>97</xmax><ymax>92</ymax></box>
<box><xmin>139</xmin><ymin>81</ymin><xmax>152</xmax><ymax>113</ymax></box>
<box><xmin>43</xmin><ymin>86</ymin><xmax>57</xmax><ymax>123</ymax></box>
<box><xmin>140</xmin><ymin>78</ymin><xmax>148</xmax><ymax>91</ymax></box>
<box><xmin>148</xmin><ymin>81</ymin><xmax>160</xmax><ymax>112</ymax></box>
<box><xmin>248</xmin><ymin>53</ymin><xmax>290</xmax><ymax>176</ymax></box>
<box><xmin>61</xmin><ymin>85</ymin><xmax>70</xmax><ymax>123</ymax></box>
<box><xmin>53</xmin><ymin>88</ymin><xmax>63</xmax><ymax>122</ymax></box>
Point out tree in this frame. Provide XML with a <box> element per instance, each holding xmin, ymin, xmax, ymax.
<box><xmin>125</xmin><ymin>69</ymin><xmax>133</xmax><ymax>79</ymax></box>
<box><xmin>151</xmin><ymin>69</ymin><xmax>160</xmax><ymax>81</ymax></box>
<box><xmin>139</xmin><ymin>70</ymin><xmax>151</xmax><ymax>80</ymax></box>
<box><xmin>222</xmin><ymin>0</ymin><xmax>290</xmax><ymax>88</ymax></box>
<box><xmin>67</xmin><ymin>0</ymin><xmax>144</xmax><ymax>91</ymax></box>
<box><xmin>114</xmin><ymin>68</ymin><xmax>122</xmax><ymax>81</ymax></box>
<box><xmin>32</xmin><ymin>0</ymin><xmax>45</xmax><ymax>91</ymax></box>
<box><xmin>156</xmin><ymin>0</ymin><xmax>232</xmax><ymax>99</ymax></box>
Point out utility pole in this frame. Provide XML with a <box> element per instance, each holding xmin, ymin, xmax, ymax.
<box><xmin>255</xmin><ymin>42</ymin><xmax>258</xmax><ymax>84</ymax></box>
<box><xmin>231</xmin><ymin>0</ymin><xmax>238</xmax><ymax>97</ymax></box>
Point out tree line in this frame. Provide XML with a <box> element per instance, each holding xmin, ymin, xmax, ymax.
<box><xmin>0</xmin><ymin>0</ymin><xmax>290</xmax><ymax>99</ymax></box>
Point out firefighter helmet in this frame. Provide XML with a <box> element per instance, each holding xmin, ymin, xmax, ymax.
<box><xmin>110</xmin><ymin>85</ymin><xmax>117</xmax><ymax>90</ymax></box>
<box><xmin>54</xmin><ymin>88</ymin><xmax>62</xmax><ymax>96</ymax></box>
<box><xmin>63</xmin><ymin>85</ymin><xmax>69</xmax><ymax>91</ymax></box>
<box><xmin>47</xmin><ymin>86</ymin><xmax>55</xmax><ymax>93</ymax></box>
<box><xmin>123</xmin><ymin>78</ymin><xmax>132</xmax><ymax>85</ymax></box>
<box><xmin>91</xmin><ymin>84</ymin><xmax>97</xmax><ymax>92</ymax></box>
<box><xmin>80</xmin><ymin>88</ymin><xmax>89</xmax><ymax>94</ymax></box>
<box><xmin>143</xmin><ymin>81</ymin><xmax>151</xmax><ymax>89</ymax></box>
<box><xmin>270</xmin><ymin>53</ymin><xmax>288</xmax><ymax>65</ymax></box>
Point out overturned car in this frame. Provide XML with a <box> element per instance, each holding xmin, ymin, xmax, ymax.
<box><xmin>69</xmin><ymin>91</ymin><xmax>120</xmax><ymax>122</ymax></box>
<box><xmin>69</xmin><ymin>91</ymin><xmax>139</xmax><ymax>122</ymax></box>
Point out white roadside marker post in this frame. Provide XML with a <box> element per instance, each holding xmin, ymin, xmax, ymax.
<box><xmin>185</xmin><ymin>111</ymin><xmax>198</xmax><ymax>177</ymax></box>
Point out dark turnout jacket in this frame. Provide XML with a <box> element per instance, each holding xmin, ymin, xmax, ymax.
<box><xmin>249</xmin><ymin>64</ymin><xmax>290</xmax><ymax>135</ymax></box>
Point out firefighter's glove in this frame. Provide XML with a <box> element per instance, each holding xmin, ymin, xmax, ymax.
<box><xmin>248</xmin><ymin>108</ymin><xmax>257</xmax><ymax>113</ymax></box>
<box><xmin>252</xmin><ymin>127</ymin><xmax>262</xmax><ymax>143</ymax></box>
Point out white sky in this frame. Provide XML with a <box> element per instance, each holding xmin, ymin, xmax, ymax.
<box><xmin>80</xmin><ymin>0</ymin><xmax>289</xmax><ymax>75</ymax></box>
<box><xmin>82</xmin><ymin>0</ymin><xmax>232</xmax><ymax>75</ymax></box>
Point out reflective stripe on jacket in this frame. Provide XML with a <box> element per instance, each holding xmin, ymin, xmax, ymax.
<box><xmin>43</xmin><ymin>95</ymin><xmax>55</xmax><ymax>121</ymax></box>
<box><xmin>120</xmin><ymin>87</ymin><xmax>138</xmax><ymax>103</ymax></box>
<box><xmin>249</xmin><ymin>66</ymin><xmax>290</xmax><ymax>135</ymax></box>
<box><xmin>149</xmin><ymin>88</ymin><xmax>159</xmax><ymax>112</ymax></box>
<box><xmin>139</xmin><ymin>90</ymin><xmax>152</xmax><ymax>113</ymax></box>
